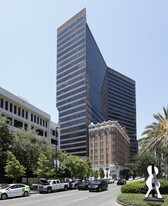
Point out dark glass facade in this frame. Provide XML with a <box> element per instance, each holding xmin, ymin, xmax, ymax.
<box><xmin>107</xmin><ymin>68</ymin><xmax>137</xmax><ymax>157</ymax></box>
<box><xmin>57</xmin><ymin>9</ymin><xmax>137</xmax><ymax>158</ymax></box>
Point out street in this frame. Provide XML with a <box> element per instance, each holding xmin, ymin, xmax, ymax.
<box><xmin>0</xmin><ymin>183</ymin><xmax>121</xmax><ymax>206</ymax></box>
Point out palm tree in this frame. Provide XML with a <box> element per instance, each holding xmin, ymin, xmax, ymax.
<box><xmin>139</xmin><ymin>106</ymin><xmax>168</xmax><ymax>153</ymax></box>
<box><xmin>139</xmin><ymin>106</ymin><xmax>168</xmax><ymax>175</ymax></box>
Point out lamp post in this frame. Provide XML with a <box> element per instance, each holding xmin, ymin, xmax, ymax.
<box><xmin>55</xmin><ymin>127</ymin><xmax>58</xmax><ymax>179</ymax></box>
<box><xmin>115</xmin><ymin>163</ymin><xmax>118</xmax><ymax>179</ymax></box>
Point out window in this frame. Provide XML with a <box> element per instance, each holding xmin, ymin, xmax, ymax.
<box><xmin>100</xmin><ymin>142</ymin><xmax>104</xmax><ymax>147</ymax></box>
<box><xmin>10</xmin><ymin>103</ymin><xmax>13</xmax><ymax>112</ymax></box>
<box><xmin>14</xmin><ymin>105</ymin><xmax>17</xmax><ymax>114</ymax></box>
<box><xmin>25</xmin><ymin>111</ymin><xmax>28</xmax><ymax>119</ymax></box>
<box><xmin>5</xmin><ymin>101</ymin><xmax>8</xmax><ymax>110</ymax></box>
<box><xmin>37</xmin><ymin>117</ymin><xmax>39</xmax><ymax>124</ymax></box>
<box><xmin>22</xmin><ymin>109</ymin><xmax>24</xmax><ymax>118</ymax></box>
<box><xmin>24</xmin><ymin>123</ymin><xmax>28</xmax><ymax>130</ymax></box>
<box><xmin>100</xmin><ymin>155</ymin><xmax>104</xmax><ymax>160</ymax></box>
<box><xmin>40</xmin><ymin>118</ymin><xmax>42</xmax><ymax>125</ymax></box>
<box><xmin>94</xmin><ymin>155</ymin><xmax>98</xmax><ymax>160</ymax></box>
<box><xmin>34</xmin><ymin>115</ymin><xmax>36</xmax><ymax>123</ymax></box>
<box><xmin>100</xmin><ymin>148</ymin><xmax>104</xmax><ymax>153</ymax></box>
<box><xmin>18</xmin><ymin>107</ymin><xmax>21</xmax><ymax>116</ymax></box>
<box><xmin>31</xmin><ymin>114</ymin><xmax>33</xmax><ymax>121</ymax></box>
<box><xmin>94</xmin><ymin>149</ymin><xmax>98</xmax><ymax>154</ymax></box>
<box><xmin>14</xmin><ymin>119</ymin><xmax>23</xmax><ymax>128</ymax></box>
<box><xmin>0</xmin><ymin>98</ymin><xmax>4</xmax><ymax>108</ymax></box>
<box><xmin>36</xmin><ymin>129</ymin><xmax>43</xmax><ymax>136</ymax></box>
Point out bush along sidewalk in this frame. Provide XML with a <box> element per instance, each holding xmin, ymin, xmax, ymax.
<box><xmin>117</xmin><ymin>179</ymin><xmax>168</xmax><ymax>206</ymax></box>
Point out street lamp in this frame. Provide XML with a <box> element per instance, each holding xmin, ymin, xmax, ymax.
<box><xmin>115</xmin><ymin>163</ymin><xmax>118</xmax><ymax>179</ymax></box>
<box><xmin>55</xmin><ymin>127</ymin><xmax>58</xmax><ymax>179</ymax></box>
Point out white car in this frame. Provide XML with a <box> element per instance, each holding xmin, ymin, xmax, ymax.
<box><xmin>0</xmin><ymin>183</ymin><xmax>30</xmax><ymax>200</ymax></box>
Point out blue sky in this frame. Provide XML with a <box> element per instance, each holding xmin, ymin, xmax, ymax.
<box><xmin>1</xmin><ymin>0</ymin><xmax>168</xmax><ymax>139</ymax></box>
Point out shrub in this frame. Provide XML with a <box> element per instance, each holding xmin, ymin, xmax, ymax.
<box><xmin>121</xmin><ymin>180</ymin><xmax>147</xmax><ymax>194</ymax></box>
<box><xmin>121</xmin><ymin>179</ymin><xmax>168</xmax><ymax>194</ymax></box>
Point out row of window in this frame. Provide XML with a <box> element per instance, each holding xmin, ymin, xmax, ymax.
<box><xmin>3</xmin><ymin>114</ymin><xmax>48</xmax><ymax>137</ymax></box>
<box><xmin>57</xmin><ymin>77</ymin><xmax>85</xmax><ymax>98</ymax></box>
<box><xmin>57</xmin><ymin>32</ymin><xmax>85</xmax><ymax>54</ymax></box>
<box><xmin>57</xmin><ymin>55</ymin><xmax>85</xmax><ymax>76</ymax></box>
<box><xmin>57</xmin><ymin>16</ymin><xmax>85</xmax><ymax>39</ymax></box>
<box><xmin>57</xmin><ymin>61</ymin><xmax>85</xmax><ymax>81</ymax></box>
<box><xmin>0</xmin><ymin>98</ymin><xmax>48</xmax><ymax>128</ymax></box>
<box><xmin>90</xmin><ymin>141</ymin><xmax>111</xmax><ymax>148</ymax></box>
<box><xmin>57</xmin><ymin>99</ymin><xmax>85</xmax><ymax>111</ymax></box>
<box><xmin>90</xmin><ymin>148</ymin><xmax>110</xmax><ymax>154</ymax></box>
<box><xmin>57</xmin><ymin>49</ymin><xmax>85</xmax><ymax>71</ymax></box>
<box><xmin>57</xmin><ymin>75</ymin><xmax>85</xmax><ymax>95</ymax></box>
<box><xmin>0</xmin><ymin>98</ymin><xmax>28</xmax><ymax>119</ymax></box>
<box><xmin>57</xmin><ymin>43</ymin><xmax>85</xmax><ymax>64</ymax></box>
<box><xmin>90</xmin><ymin>154</ymin><xmax>110</xmax><ymax>160</ymax></box>
<box><xmin>57</xmin><ymin>26</ymin><xmax>85</xmax><ymax>49</ymax></box>
<box><xmin>59</xmin><ymin>105</ymin><xmax>85</xmax><ymax>118</ymax></box>
<box><xmin>30</xmin><ymin>113</ymin><xmax>48</xmax><ymax>128</ymax></box>
<box><xmin>57</xmin><ymin>38</ymin><xmax>85</xmax><ymax>60</ymax></box>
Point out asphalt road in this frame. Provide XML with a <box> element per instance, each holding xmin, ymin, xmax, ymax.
<box><xmin>0</xmin><ymin>183</ymin><xmax>121</xmax><ymax>206</ymax></box>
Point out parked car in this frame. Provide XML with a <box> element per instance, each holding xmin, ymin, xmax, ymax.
<box><xmin>77</xmin><ymin>180</ymin><xmax>92</xmax><ymax>190</ymax></box>
<box><xmin>117</xmin><ymin>178</ymin><xmax>127</xmax><ymax>185</ymax></box>
<box><xmin>38</xmin><ymin>179</ymin><xmax>69</xmax><ymax>193</ymax></box>
<box><xmin>69</xmin><ymin>179</ymin><xmax>83</xmax><ymax>189</ymax></box>
<box><xmin>0</xmin><ymin>183</ymin><xmax>30</xmax><ymax>200</ymax></box>
<box><xmin>107</xmin><ymin>178</ymin><xmax>115</xmax><ymax>184</ymax></box>
<box><xmin>88</xmin><ymin>179</ymin><xmax>108</xmax><ymax>192</ymax></box>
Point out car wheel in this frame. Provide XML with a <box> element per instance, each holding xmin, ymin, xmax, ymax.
<box><xmin>64</xmin><ymin>186</ymin><xmax>68</xmax><ymax>191</ymax></box>
<box><xmin>24</xmin><ymin>191</ymin><xmax>29</xmax><ymax>197</ymax></box>
<box><xmin>98</xmin><ymin>187</ymin><xmax>101</xmax><ymax>192</ymax></box>
<box><xmin>47</xmin><ymin>187</ymin><xmax>52</xmax><ymax>193</ymax></box>
<box><xmin>1</xmin><ymin>193</ymin><xmax>8</xmax><ymax>200</ymax></box>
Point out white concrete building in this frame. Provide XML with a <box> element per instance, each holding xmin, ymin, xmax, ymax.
<box><xmin>0</xmin><ymin>87</ymin><xmax>60</xmax><ymax>149</ymax></box>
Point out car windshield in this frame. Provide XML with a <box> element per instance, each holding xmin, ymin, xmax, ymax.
<box><xmin>91</xmin><ymin>180</ymin><xmax>101</xmax><ymax>184</ymax></box>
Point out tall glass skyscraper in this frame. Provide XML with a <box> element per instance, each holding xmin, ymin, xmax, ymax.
<box><xmin>57</xmin><ymin>9</ymin><xmax>137</xmax><ymax>158</ymax></box>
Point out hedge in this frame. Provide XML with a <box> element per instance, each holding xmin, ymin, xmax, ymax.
<box><xmin>121</xmin><ymin>179</ymin><xmax>168</xmax><ymax>194</ymax></box>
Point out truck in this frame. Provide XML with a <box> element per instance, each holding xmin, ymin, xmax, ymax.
<box><xmin>38</xmin><ymin>179</ymin><xmax>69</xmax><ymax>193</ymax></box>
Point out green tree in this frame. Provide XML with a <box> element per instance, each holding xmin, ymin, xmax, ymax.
<box><xmin>99</xmin><ymin>168</ymin><xmax>105</xmax><ymax>178</ymax></box>
<box><xmin>11</xmin><ymin>129</ymin><xmax>55</xmax><ymax>178</ymax></box>
<box><xmin>0</xmin><ymin>115</ymin><xmax>13</xmax><ymax>176</ymax></box>
<box><xmin>5</xmin><ymin>151</ymin><xmax>26</xmax><ymax>182</ymax></box>
<box><xmin>92</xmin><ymin>169</ymin><xmax>99</xmax><ymax>178</ymax></box>
<box><xmin>130</xmin><ymin>152</ymin><xmax>156</xmax><ymax>178</ymax></box>
<box><xmin>34</xmin><ymin>153</ymin><xmax>55</xmax><ymax>179</ymax></box>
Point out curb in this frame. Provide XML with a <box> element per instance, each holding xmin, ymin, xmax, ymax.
<box><xmin>116</xmin><ymin>199</ymin><xmax>131</xmax><ymax>206</ymax></box>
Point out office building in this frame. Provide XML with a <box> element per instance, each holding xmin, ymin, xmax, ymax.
<box><xmin>0</xmin><ymin>87</ymin><xmax>60</xmax><ymax>149</ymax></box>
<box><xmin>88</xmin><ymin>121</ymin><xmax>130</xmax><ymax>179</ymax></box>
<box><xmin>57</xmin><ymin>8</ymin><xmax>137</xmax><ymax>158</ymax></box>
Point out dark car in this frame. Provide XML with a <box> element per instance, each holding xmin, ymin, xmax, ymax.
<box><xmin>88</xmin><ymin>179</ymin><xmax>108</xmax><ymax>192</ymax></box>
<box><xmin>117</xmin><ymin>178</ymin><xmax>126</xmax><ymax>185</ymax></box>
<box><xmin>77</xmin><ymin>180</ymin><xmax>92</xmax><ymax>190</ymax></box>
<box><xmin>69</xmin><ymin>179</ymin><xmax>83</xmax><ymax>189</ymax></box>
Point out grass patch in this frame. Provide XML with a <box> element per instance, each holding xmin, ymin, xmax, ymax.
<box><xmin>117</xmin><ymin>193</ymin><xmax>168</xmax><ymax>206</ymax></box>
